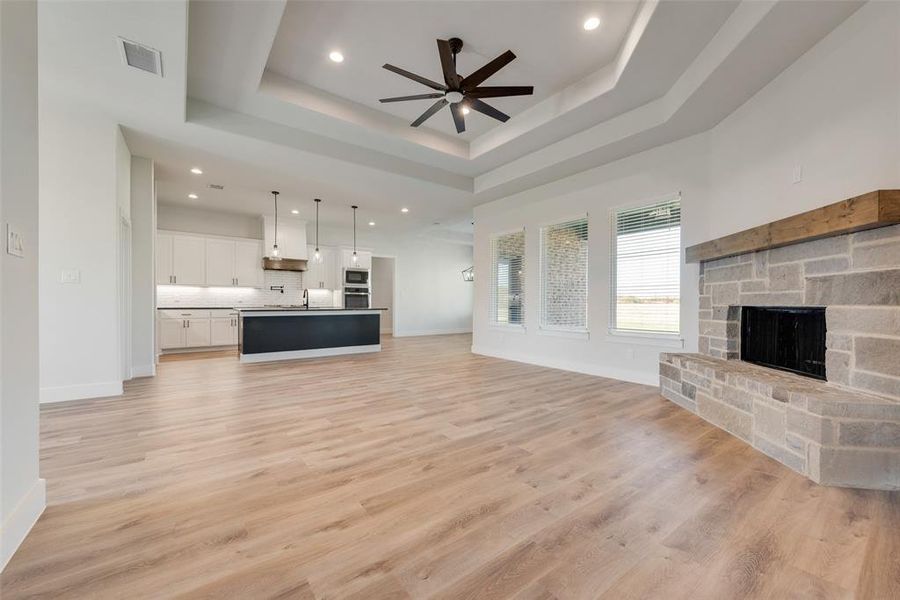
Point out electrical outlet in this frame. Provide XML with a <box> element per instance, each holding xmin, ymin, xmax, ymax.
<box><xmin>792</xmin><ymin>164</ymin><xmax>803</xmax><ymax>184</ymax></box>
<box><xmin>60</xmin><ymin>269</ymin><xmax>81</xmax><ymax>284</ymax></box>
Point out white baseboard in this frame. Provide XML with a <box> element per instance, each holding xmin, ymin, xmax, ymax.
<box><xmin>40</xmin><ymin>380</ymin><xmax>123</xmax><ymax>404</ymax></box>
<box><xmin>395</xmin><ymin>328</ymin><xmax>472</xmax><ymax>337</ymax></box>
<box><xmin>470</xmin><ymin>344</ymin><xmax>659</xmax><ymax>387</ymax></box>
<box><xmin>130</xmin><ymin>364</ymin><xmax>156</xmax><ymax>378</ymax></box>
<box><xmin>1</xmin><ymin>478</ymin><xmax>46</xmax><ymax>571</ymax></box>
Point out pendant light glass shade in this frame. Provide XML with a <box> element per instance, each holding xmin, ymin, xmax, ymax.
<box><xmin>313</xmin><ymin>198</ymin><xmax>322</xmax><ymax>263</ymax></box>
<box><xmin>270</xmin><ymin>191</ymin><xmax>280</xmax><ymax>258</ymax></box>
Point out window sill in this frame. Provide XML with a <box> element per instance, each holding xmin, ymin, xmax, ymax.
<box><xmin>538</xmin><ymin>327</ymin><xmax>589</xmax><ymax>340</ymax></box>
<box><xmin>489</xmin><ymin>323</ymin><xmax>527</xmax><ymax>334</ymax></box>
<box><xmin>605</xmin><ymin>329</ymin><xmax>684</xmax><ymax>348</ymax></box>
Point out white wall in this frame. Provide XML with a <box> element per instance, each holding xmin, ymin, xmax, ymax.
<box><xmin>474</xmin><ymin>136</ymin><xmax>707</xmax><ymax>385</ymax></box>
<box><xmin>472</xmin><ymin>2</ymin><xmax>900</xmax><ymax>386</ymax></box>
<box><xmin>704</xmin><ymin>0</ymin><xmax>900</xmax><ymax>239</ymax></box>
<box><xmin>157</xmin><ymin>203</ymin><xmax>262</xmax><ymax>239</ymax></box>
<box><xmin>314</xmin><ymin>223</ymin><xmax>473</xmax><ymax>336</ymax></box>
<box><xmin>1</xmin><ymin>0</ymin><xmax>45</xmax><ymax>570</ymax></box>
<box><xmin>131</xmin><ymin>157</ymin><xmax>156</xmax><ymax>377</ymax></box>
<box><xmin>39</xmin><ymin>94</ymin><xmax>123</xmax><ymax>402</ymax></box>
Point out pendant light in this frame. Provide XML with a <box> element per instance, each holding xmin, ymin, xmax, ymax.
<box><xmin>313</xmin><ymin>198</ymin><xmax>322</xmax><ymax>263</ymax></box>
<box><xmin>270</xmin><ymin>191</ymin><xmax>280</xmax><ymax>258</ymax></box>
<box><xmin>351</xmin><ymin>205</ymin><xmax>359</xmax><ymax>265</ymax></box>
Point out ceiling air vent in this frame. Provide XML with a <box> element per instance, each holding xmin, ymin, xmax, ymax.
<box><xmin>208</xmin><ymin>184</ymin><xmax>225</xmax><ymax>190</ymax></box>
<box><xmin>118</xmin><ymin>37</ymin><xmax>162</xmax><ymax>77</ymax></box>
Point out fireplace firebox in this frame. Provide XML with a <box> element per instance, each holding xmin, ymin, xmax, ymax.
<box><xmin>740</xmin><ymin>306</ymin><xmax>826</xmax><ymax>380</ymax></box>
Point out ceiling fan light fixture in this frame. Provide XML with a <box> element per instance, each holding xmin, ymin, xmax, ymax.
<box><xmin>584</xmin><ymin>16</ymin><xmax>601</xmax><ymax>31</ymax></box>
<box><xmin>445</xmin><ymin>91</ymin><xmax>464</xmax><ymax>103</ymax></box>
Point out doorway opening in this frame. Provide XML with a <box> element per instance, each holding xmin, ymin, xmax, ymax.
<box><xmin>371</xmin><ymin>256</ymin><xmax>395</xmax><ymax>336</ymax></box>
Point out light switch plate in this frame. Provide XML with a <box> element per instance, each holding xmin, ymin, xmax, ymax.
<box><xmin>792</xmin><ymin>164</ymin><xmax>803</xmax><ymax>184</ymax></box>
<box><xmin>60</xmin><ymin>269</ymin><xmax>81</xmax><ymax>284</ymax></box>
<box><xmin>6</xmin><ymin>224</ymin><xmax>24</xmax><ymax>257</ymax></box>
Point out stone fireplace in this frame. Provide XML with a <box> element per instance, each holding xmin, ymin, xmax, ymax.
<box><xmin>660</xmin><ymin>191</ymin><xmax>900</xmax><ymax>490</ymax></box>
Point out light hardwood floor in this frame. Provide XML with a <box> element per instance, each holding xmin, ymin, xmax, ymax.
<box><xmin>2</xmin><ymin>334</ymin><xmax>898</xmax><ymax>599</ymax></box>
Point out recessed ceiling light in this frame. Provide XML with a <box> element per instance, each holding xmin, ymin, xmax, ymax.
<box><xmin>401</xmin><ymin>207</ymin><xmax>409</xmax><ymax>213</ymax></box>
<box><xmin>291</xmin><ymin>209</ymin><xmax>299</xmax><ymax>215</ymax></box>
<box><xmin>188</xmin><ymin>193</ymin><xmax>198</xmax><ymax>199</ymax></box>
<box><xmin>329</xmin><ymin>51</ymin><xmax>344</xmax><ymax>63</ymax></box>
<box><xmin>462</xmin><ymin>107</ymin><xmax>470</xmax><ymax>115</ymax></box>
<box><xmin>583</xmin><ymin>16</ymin><xmax>600</xmax><ymax>31</ymax></box>
<box><xmin>368</xmin><ymin>221</ymin><xmax>375</xmax><ymax>226</ymax></box>
<box><xmin>190</xmin><ymin>167</ymin><xmax>203</xmax><ymax>175</ymax></box>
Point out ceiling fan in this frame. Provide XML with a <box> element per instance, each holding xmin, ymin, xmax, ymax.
<box><xmin>380</xmin><ymin>37</ymin><xmax>534</xmax><ymax>134</ymax></box>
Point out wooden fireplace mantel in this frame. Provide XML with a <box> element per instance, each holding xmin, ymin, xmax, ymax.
<box><xmin>685</xmin><ymin>189</ymin><xmax>900</xmax><ymax>263</ymax></box>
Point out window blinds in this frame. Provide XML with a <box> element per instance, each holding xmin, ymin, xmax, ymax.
<box><xmin>611</xmin><ymin>196</ymin><xmax>681</xmax><ymax>334</ymax></box>
<box><xmin>490</xmin><ymin>230</ymin><xmax>525</xmax><ymax>325</ymax></box>
<box><xmin>541</xmin><ymin>217</ymin><xmax>588</xmax><ymax>330</ymax></box>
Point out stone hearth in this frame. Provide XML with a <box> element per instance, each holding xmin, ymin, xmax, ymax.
<box><xmin>660</xmin><ymin>353</ymin><xmax>900</xmax><ymax>489</ymax></box>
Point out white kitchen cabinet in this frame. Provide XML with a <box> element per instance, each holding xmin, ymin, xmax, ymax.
<box><xmin>234</xmin><ymin>240</ymin><xmax>263</xmax><ymax>287</ymax></box>
<box><xmin>306</xmin><ymin>245</ymin><xmax>338</xmax><ymax>290</ymax></box>
<box><xmin>156</xmin><ymin>233</ymin><xmax>174</xmax><ymax>284</ymax></box>
<box><xmin>158</xmin><ymin>231</ymin><xmax>264</xmax><ymax>288</ymax></box>
<box><xmin>184</xmin><ymin>318</ymin><xmax>211</xmax><ymax>347</ymax></box>
<box><xmin>341</xmin><ymin>248</ymin><xmax>372</xmax><ymax>270</ymax></box>
<box><xmin>171</xmin><ymin>235</ymin><xmax>206</xmax><ymax>285</ymax></box>
<box><xmin>205</xmin><ymin>238</ymin><xmax>236</xmax><ymax>286</ymax></box>
<box><xmin>204</xmin><ymin>238</ymin><xmax>263</xmax><ymax>287</ymax></box>
<box><xmin>210</xmin><ymin>317</ymin><xmax>237</xmax><ymax>346</ymax></box>
<box><xmin>158</xmin><ymin>317</ymin><xmax>185</xmax><ymax>349</ymax></box>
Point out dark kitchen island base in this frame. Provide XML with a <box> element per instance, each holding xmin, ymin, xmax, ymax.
<box><xmin>238</xmin><ymin>308</ymin><xmax>385</xmax><ymax>363</ymax></box>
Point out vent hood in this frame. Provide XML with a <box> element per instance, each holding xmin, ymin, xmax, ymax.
<box><xmin>262</xmin><ymin>215</ymin><xmax>308</xmax><ymax>271</ymax></box>
<box><xmin>262</xmin><ymin>257</ymin><xmax>307</xmax><ymax>271</ymax></box>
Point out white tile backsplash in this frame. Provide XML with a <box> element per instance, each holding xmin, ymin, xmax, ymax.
<box><xmin>157</xmin><ymin>270</ymin><xmax>330</xmax><ymax>308</ymax></box>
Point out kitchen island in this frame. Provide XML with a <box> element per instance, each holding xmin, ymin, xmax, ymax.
<box><xmin>237</xmin><ymin>307</ymin><xmax>387</xmax><ymax>363</ymax></box>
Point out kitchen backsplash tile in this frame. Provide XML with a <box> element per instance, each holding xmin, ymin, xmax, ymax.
<box><xmin>157</xmin><ymin>270</ymin><xmax>321</xmax><ymax>308</ymax></box>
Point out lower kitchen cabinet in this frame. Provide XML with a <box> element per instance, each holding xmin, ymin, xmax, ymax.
<box><xmin>158</xmin><ymin>317</ymin><xmax>186</xmax><ymax>349</ymax></box>
<box><xmin>210</xmin><ymin>316</ymin><xmax>239</xmax><ymax>346</ymax></box>
<box><xmin>158</xmin><ymin>309</ymin><xmax>238</xmax><ymax>351</ymax></box>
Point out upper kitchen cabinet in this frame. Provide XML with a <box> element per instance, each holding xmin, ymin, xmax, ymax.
<box><xmin>156</xmin><ymin>233</ymin><xmax>174</xmax><ymax>284</ymax></box>
<box><xmin>234</xmin><ymin>240</ymin><xmax>264</xmax><ymax>287</ymax></box>
<box><xmin>157</xmin><ymin>231</ymin><xmax>264</xmax><ymax>287</ymax></box>
<box><xmin>306</xmin><ymin>245</ymin><xmax>338</xmax><ymax>290</ymax></box>
<box><xmin>205</xmin><ymin>238</ymin><xmax>264</xmax><ymax>287</ymax></box>
<box><xmin>341</xmin><ymin>248</ymin><xmax>372</xmax><ymax>270</ymax></box>
<box><xmin>205</xmin><ymin>238</ymin><xmax>236</xmax><ymax>286</ymax></box>
<box><xmin>157</xmin><ymin>233</ymin><xmax>206</xmax><ymax>285</ymax></box>
<box><xmin>263</xmin><ymin>216</ymin><xmax>308</xmax><ymax>260</ymax></box>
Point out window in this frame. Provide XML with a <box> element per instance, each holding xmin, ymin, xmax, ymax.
<box><xmin>490</xmin><ymin>230</ymin><xmax>525</xmax><ymax>326</ymax></box>
<box><xmin>540</xmin><ymin>217</ymin><xmax>588</xmax><ymax>331</ymax></box>
<box><xmin>611</xmin><ymin>195</ymin><xmax>681</xmax><ymax>335</ymax></box>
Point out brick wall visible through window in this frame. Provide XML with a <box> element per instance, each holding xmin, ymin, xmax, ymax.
<box><xmin>541</xmin><ymin>217</ymin><xmax>588</xmax><ymax>330</ymax></box>
<box><xmin>491</xmin><ymin>231</ymin><xmax>525</xmax><ymax>325</ymax></box>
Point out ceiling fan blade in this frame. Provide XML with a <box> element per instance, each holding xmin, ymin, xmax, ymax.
<box><xmin>466</xmin><ymin>86</ymin><xmax>534</xmax><ymax>98</ymax></box>
<box><xmin>382</xmin><ymin>64</ymin><xmax>447</xmax><ymax>91</ymax></box>
<box><xmin>436</xmin><ymin>39</ymin><xmax>460</xmax><ymax>88</ymax></box>
<box><xmin>379</xmin><ymin>93</ymin><xmax>445</xmax><ymax>103</ymax></box>
<box><xmin>450</xmin><ymin>102</ymin><xmax>466</xmax><ymax>133</ymax></box>
<box><xmin>410</xmin><ymin>98</ymin><xmax>449</xmax><ymax>127</ymax></box>
<box><xmin>460</xmin><ymin>50</ymin><xmax>516</xmax><ymax>90</ymax></box>
<box><xmin>467</xmin><ymin>98</ymin><xmax>510</xmax><ymax>123</ymax></box>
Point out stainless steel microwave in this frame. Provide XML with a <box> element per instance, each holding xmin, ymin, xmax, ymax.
<box><xmin>343</xmin><ymin>268</ymin><xmax>369</xmax><ymax>286</ymax></box>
